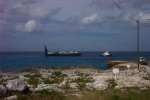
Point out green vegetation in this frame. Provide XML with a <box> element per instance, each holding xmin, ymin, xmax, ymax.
<box><xmin>42</xmin><ymin>71</ymin><xmax>66</xmax><ymax>84</ymax></box>
<box><xmin>42</xmin><ymin>77</ymin><xmax>64</xmax><ymax>84</ymax></box>
<box><xmin>27</xmin><ymin>77</ymin><xmax>39</xmax><ymax>86</ymax></box>
<box><xmin>107</xmin><ymin>78</ymin><xmax>117</xmax><ymax>89</ymax></box>
<box><xmin>52</xmin><ymin>71</ymin><xmax>62</xmax><ymax>76</ymax></box>
<box><xmin>74</xmin><ymin>73</ymin><xmax>94</xmax><ymax>90</ymax></box>
<box><xmin>62</xmin><ymin>79</ymin><xmax>71</xmax><ymax>89</ymax></box>
<box><xmin>24</xmin><ymin>73</ymin><xmax>41</xmax><ymax>78</ymax></box>
<box><xmin>24</xmin><ymin>71</ymin><xmax>66</xmax><ymax>85</ymax></box>
<box><xmin>143</xmin><ymin>76</ymin><xmax>150</xmax><ymax>80</ymax></box>
<box><xmin>25</xmin><ymin>74</ymin><xmax>41</xmax><ymax>86</ymax></box>
<box><xmin>1</xmin><ymin>68</ymin><xmax>149</xmax><ymax>100</ymax></box>
<box><xmin>76</xmin><ymin>77</ymin><xmax>86</xmax><ymax>90</ymax></box>
<box><xmin>0</xmin><ymin>79</ymin><xmax>5</xmax><ymax>85</ymax></box>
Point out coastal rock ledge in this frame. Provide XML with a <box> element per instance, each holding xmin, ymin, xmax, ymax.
<box><xmin>107</xmin><ymin>60</ymin><xmax>130</xmax><ymax>67</ymax></box>
<box><xmin>0</xmin><ymin>65</ymin><xmax>150</xmax><ymax>99</ymax></box>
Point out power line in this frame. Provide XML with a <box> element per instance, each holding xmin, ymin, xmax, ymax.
<box><xmin>111</xmin><ymin>0</ymin><xmax>136</xmax><ymax>21</ymax></box>
<box><xmin>112</xmin><ymin>0</ymin><xmax>142</xmax><ymax>70</ymax></box>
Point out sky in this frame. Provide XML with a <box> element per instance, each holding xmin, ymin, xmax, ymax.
<box><xmin>0</xmin><ymin>0</ymin><xmax>150</xmax><ymax>52</ymax></box>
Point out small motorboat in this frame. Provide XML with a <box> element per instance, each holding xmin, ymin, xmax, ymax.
<box><xmin>101</xmin><ymin>51</ymin><xmax>112</xmax><ymax>56</ymax></box>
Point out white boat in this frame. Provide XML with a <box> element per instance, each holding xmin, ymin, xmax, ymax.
<box><xmin>102</xmin><ymin>51</ymin><xmax>112</xmax><ymax>56</ymax></box>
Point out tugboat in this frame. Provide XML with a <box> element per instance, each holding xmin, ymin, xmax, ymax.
<box><xmin>44</xmin><ymin>45</ymin><xmax>81</xmax><ymax>56</ymax></box>
<box><xmin>101</xmin><ymin>51</ymin><xmax>112</xmax><ymax>56</ymax></box>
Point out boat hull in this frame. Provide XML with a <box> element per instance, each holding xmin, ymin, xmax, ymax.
<box><xmin>46</xmin><ymin>53</ymin><xmax>81</xmax><ymax>56</ymax></box>
<box><xmin>100</xmin><ymin>54</ymin><xmax>112</xmax><ymax>56</ymax></box>
<box><xmin>101</xmin><ymin>54</ymin><xmax>112</xmax><ymax>56</ymax></box>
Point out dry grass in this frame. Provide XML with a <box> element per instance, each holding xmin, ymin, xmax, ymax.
<box><xmin>66</xmin><ymin>89</ymin><xmax>150</xmax><ymax>100</ymax></box>
<box><xmin>1</xmin><ymin>89</ymin><xmax>150</xmax><ymax>100</ymax></box>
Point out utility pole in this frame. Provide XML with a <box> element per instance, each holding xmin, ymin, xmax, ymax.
<box><xmin>137</xmin><ymin>20</ymin><xmax>140</xmax><ymax>70</ymax></box>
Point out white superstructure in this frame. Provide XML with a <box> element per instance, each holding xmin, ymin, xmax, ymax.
<box><xmin>102</xmin><ymin>51</ymin><xmax>112</xmax><ymax>56</ymax></box>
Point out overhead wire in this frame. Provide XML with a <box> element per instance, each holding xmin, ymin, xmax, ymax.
<box><xmin>111</xmin><ymin>0</ymin><xmax>137</xmax><ymax>21</ymax></box>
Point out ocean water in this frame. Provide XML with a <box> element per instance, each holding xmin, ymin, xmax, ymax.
<box><xmin>0</xmin><ymin>52</ymin><xmax>150</xmax><ymax>72</ymax></box>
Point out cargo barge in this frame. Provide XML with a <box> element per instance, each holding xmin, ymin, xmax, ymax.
<box><xmin>44</xmin><ymin>45</ymin><xmax>81</xmax><ymax>56</ymax></box>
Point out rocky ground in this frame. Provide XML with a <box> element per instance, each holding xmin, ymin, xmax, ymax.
<box><xmin>0</xmin><ymin>62</ymin><xmax>150</xmax><ymax>100</ymax></box>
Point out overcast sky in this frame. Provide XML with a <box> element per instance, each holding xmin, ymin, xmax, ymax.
<box><xmin>0</xmin><ymin>0</ymin><xmax>150</xmax><ymax>52</ymax></box>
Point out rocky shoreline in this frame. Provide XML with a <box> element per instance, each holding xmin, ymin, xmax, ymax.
<box><xmin>0</xmin><ymin>62</ymin><xmax>150</xmax><ymax>100</ymax></box>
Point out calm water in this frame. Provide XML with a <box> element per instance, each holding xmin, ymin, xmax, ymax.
<box><xmin>0</xmin><ymin>52</ymin><xmax>150</xmax><ymax>72</ymax></box>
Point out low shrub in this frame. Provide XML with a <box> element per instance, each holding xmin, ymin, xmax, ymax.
<box><xmin>25</xmin><ymin>74</ymin><xmax>41</xmax><ymax>86</ymax></box>
<box><xmin>107</xmin><ymin>78</ymin><xmax>117</xmax><ymax>89</ymax></box>
<box><xmin>43</xmin><ymin>77</ymin><xmax>64</xmax><ymax>84</ymax></box>
<box><xmin>143</xmin><ymin>77</ymin><xmax>150</xmax><ymax>80</ymax></box>
<box><xmin>52</xmin><ymin>71</ymin><xmax>62</xmax><ymax>76</ymax></box>
<box><xmin>75</xmin><ymin>73</ymin><xmax>94</xmax><ymax>90</ymax></box>
<box><xmin>62</xmin><ymin>80</ymin><xmax>71</xmax><ymax>89</ymax></box>
<box><xmin>27</xmin><ymin>77</ymin><xmax>39</xmax><ymax>86</ymax></box>
<box><xmin>24</xmin><ymin>73</ymin><xmax>41</xmax><ymax>78</ymax></box>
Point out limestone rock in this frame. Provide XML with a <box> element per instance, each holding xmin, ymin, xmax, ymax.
<box><xmin>140</xmin><ymin>87</ymin><xmax>148</xmax><ymax>90</ymax></box>
<box><xmin>0</xmin><ymin>84</ymin><xmax>6</xmax><ymax>92</ymax></box>
<box><xmin>86</xmin><ymin>83</ymin><xmax>94</xmax><ymax>90</ymax></box>
<box><xmin>41</xmin><ymin>74</ymin><xmax>49</xmax><ymax>78</ymax></box>
<box><xmin>70</xmin><ymin>83</ymin><xmax>77</xmax><ymax>89</ymax></box>
<box><xmin>92</xmin><ymin>81</ymin><xmax>108</xmax><ymax>90</ymax></box>
<box><xmin>6</xmin><ymin>79</ymin><xmax>28</xmax><ymax>91</ymax></box>
<box><xmin>4</xmin><ymin>95</ymin><xmax>17</xmax><ymax>100</ymax></box>
<box><xmin>59</xmin><ymin>80</ymin><xmax>67</xmax><ymax>87</ymax></box>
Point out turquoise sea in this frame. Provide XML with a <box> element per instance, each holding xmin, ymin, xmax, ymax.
<box><xmin>0</xmin><ymin>52</ymin><xmax>150</xmax><ymax>72</ymax></box>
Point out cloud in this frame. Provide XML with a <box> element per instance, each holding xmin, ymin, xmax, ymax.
<box><xmin>90</xmin><ymin>0</ymin><xmax>150</xmax><ymax>18</ymax></box>
<box><xmin>0</xmin><ymin>0</ymin><xmax>39</xmax><ymax>13</ymax></box>
<box><xmin>16</xmin><ymin>20</ymin><xmax>40</xmax><ymax>33</ymax></box>
<box><xmin>90</xmin><ymin>0</ymin><xmax>150</xmax><ymax>9</ymax></box>
<box><xmin>81</xmin><ymin>13</ymin><xmax>102</xmax><ymax>25</ymax></box>
<box><xmin>0</xmin><ymin>0</ymin><xmax>61</xmax><ymax>21</ymax></box>
<box><xmin>140</xmin><ymin>13</ymin><xmax>150</xmax><ymax>20</ymax></box>
<box><xmin>24</xmin><ymin>20</ymin><xmax>37</xmax><ymax>32</ymax></box>
<box><xmin>29</xmin><ymin>5</ymin><xmax>61</xmax><ymax>19</ymax></box>
<box><xmin>90</xmin><ymin>0</ymin><xmax>125</xmax><ymax>9</ymax></box>
<box><xmin>129</xmin><ymin>0</ymin><xmax>150</xmax><ymax>8</ymax></box>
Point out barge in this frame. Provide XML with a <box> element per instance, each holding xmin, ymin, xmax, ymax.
<box><xmin>44</xmin><ymin>45</ymin><xmax>81</xmax><ymax>56</ymax></box>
